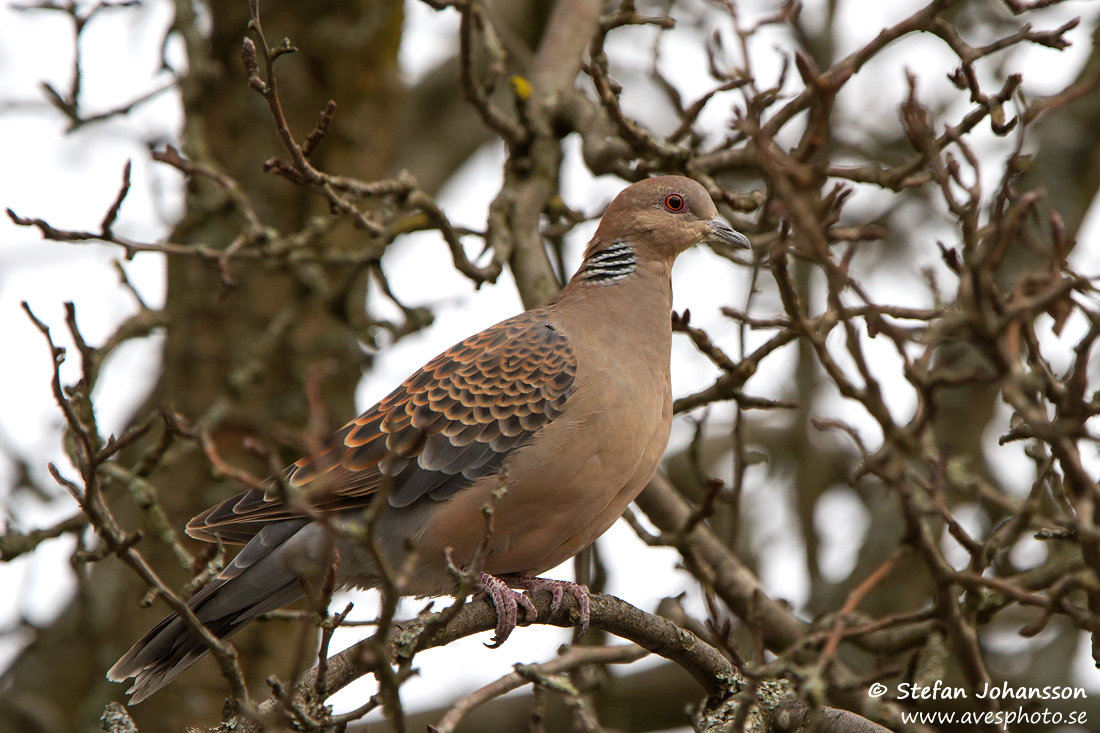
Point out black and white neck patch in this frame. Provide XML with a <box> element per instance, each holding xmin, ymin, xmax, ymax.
<box><xmin>577</xmin><ymin>242</ymin><xmax>637</xmax><ymax>283</ymax></box>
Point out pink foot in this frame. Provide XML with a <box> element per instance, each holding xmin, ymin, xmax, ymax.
<box><xmin>498</xmin><ymin>574</ymin><xmax>591</xmax><ymax>636</ymax></box>
<box><xmin>476</xmin><ymin>573</ymin><xmax>538</xmax><ymax>648</ymax></box>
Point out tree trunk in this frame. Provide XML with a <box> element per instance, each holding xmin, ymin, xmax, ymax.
<box><xmin>0</xmin><ymin>2</ymin><xmax>403</xmax><ymax>730</ymax></box>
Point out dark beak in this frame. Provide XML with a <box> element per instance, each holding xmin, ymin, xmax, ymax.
<box><xmin>707</xmin><ymin>218</ymin><xmax>751</xmax><ymax>249</ymax></box>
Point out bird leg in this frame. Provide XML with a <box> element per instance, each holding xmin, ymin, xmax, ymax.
<box><xmin>496</xmin><ymin>574</ymin><xmax>591</xmax><ymax>636</ymax></box>
<box><xmin>475</xmin><ymin>572</ymin><xmax>538</xmax><ymax>648</ymax></box>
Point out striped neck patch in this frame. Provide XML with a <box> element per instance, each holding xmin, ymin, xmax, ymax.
<box><xmin>577</xmin><ymin>242</ymin><xmax>636</xmax><ymax>283</ymax></box>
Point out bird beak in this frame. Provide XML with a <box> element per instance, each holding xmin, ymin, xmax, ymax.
<box><xmin>707</xmin><ymin>218</ymin><xmax>750</xmax><ymax>249</ymax></box>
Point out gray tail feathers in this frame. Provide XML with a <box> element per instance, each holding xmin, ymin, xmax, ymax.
<box><xmin>107</xmin><ymin>520</ymin><xmax>310</xmax><ymax>703</ymax></box>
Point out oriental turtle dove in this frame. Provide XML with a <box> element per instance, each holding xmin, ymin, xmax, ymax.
<box><xmin>108</xmin><ymin>175</ymin><xmax>750</xmax><ymax>702</ymax></box>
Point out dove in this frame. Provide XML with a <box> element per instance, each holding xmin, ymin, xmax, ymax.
<box><xmin>108</xmin><ymin>175</ymin><xmax>750</xmax><ymax>702</ymax></box>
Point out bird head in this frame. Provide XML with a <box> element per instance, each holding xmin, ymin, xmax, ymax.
<box><xmin>589</xmin><ymin>175</ymin><xmax>750</xmax><ymax>262</ymax></box>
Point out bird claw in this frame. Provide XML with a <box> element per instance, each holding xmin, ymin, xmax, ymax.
<box><xmin>498</xmin><ymin>575</ymin><xmax>591</xmax><ymax>636</ymax></box>
<box><xmin>476</xmin><ymin>573</ymin><xmax>538</xmax><ymax>647</ymax></box>
<box><xmin>476</xmin><ymin>573</ymin><xmax>592</xmax><ymax>645</ymax></box>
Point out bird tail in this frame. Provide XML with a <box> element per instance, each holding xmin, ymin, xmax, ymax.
<box><xmin>107</xmin><ymin>519</ymin><xmax>310</xmax><ymax>703</ymax></box>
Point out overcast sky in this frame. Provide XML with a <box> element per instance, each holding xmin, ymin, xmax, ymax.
<box><xmin>3</xmin><ymin>0</ymin><xmax>1100</xmax><ymax>719</ymax></box>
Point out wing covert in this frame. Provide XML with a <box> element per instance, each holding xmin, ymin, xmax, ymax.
<box><xmin>187</xmin><ymin>312</ymin><xmax>576</xmax><ymax>542</ymax></box>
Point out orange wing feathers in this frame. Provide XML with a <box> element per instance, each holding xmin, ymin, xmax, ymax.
<box><xmin>186</xmin><ymin>312</ymin><xmax>577</xmax><ymax>543</ymax></box>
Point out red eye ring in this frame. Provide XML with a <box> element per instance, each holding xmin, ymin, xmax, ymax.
<box><xmin>664</xmin><ymin>193</ymin><xmax>685</xmax><ymax>212</ymax></box>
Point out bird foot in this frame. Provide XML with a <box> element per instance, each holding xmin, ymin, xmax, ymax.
<box><xmin>497</xmin><ymin>574</ymin><xmax>591</xmax><ymax>636</ymax></box>
<box><xmin>476</xmin><ymin>572</ymin><xmax>538</xmax><ymax>648</ymax></box>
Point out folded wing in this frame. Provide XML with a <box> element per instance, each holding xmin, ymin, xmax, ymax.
<box><xmin>186</xmin><ymin>311</ymin><xmax>577</xmax><ymax>543</ymax></box>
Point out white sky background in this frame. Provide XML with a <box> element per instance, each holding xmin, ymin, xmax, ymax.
<box><xmin>2</xmin><ymin>0</ymin><xmax>1100</xmax><ymax>722</ymax></box>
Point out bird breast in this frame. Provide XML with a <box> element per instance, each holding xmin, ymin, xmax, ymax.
<box><xmin>397</xmin><ymin>324</ymin><xmax>672</xmax><ymax>588</ymax></box>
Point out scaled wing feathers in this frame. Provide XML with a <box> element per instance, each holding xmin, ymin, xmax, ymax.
<box><xmin>187</xmin><ymin>312</ymin><xmax>577</xmax><ymax>543</ymax></box>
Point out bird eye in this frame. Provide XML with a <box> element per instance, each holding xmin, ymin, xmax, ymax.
<box><xmin>664</xmin><ymin>193</ymin><xmax>685</xmax><ymax>212</ymax></box>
